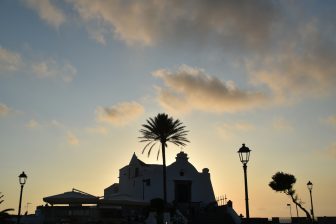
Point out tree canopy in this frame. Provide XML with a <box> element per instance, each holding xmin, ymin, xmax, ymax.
<box><xmin>269</xmin><ymin>172</ymin><xmax>296</xmax><ymax>194</ymax></box>
<box><xmin>139</xmin><ymin>113</ymin><xmax>189</xmax><ymax>159</ymax></box>
<box><xmin>269</xmin><ymin>172</ymin><xmax>312</xmax><ymax>220</ymax></box>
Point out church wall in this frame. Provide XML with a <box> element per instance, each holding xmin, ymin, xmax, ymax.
<box><xmin>105</xmin><ymin>152</ymin><xmax>216</xmax><ymax>206</ymax></box>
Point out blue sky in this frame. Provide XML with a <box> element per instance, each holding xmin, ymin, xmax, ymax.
<box><xmin>1</xmin><ymin>0</ymin><xmax>336</xmax><ymax>218</ymax></box>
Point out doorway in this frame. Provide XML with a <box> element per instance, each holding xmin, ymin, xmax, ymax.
<box><xmin>174</xmin><ymin>180</ymin><xmax>192</xmax><ymax>203</ymax></box>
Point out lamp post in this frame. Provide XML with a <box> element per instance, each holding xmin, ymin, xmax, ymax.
<box><xmin>17</xmin><ymin>171</ymin><xmax>27</xmax><ymax>224</ymax></box>
<box><xmin>287</xmin><ymin>204</ymin><xmax>292</xmax><ymax>220</ymax></box>
<box><xmin>295</xmin><ymin>204</ymin><xmax>299</xmax><ymax>219</ymax></box>
<box><xmin>26</xmin><ymin>202</ymin><xmax>31</xmax><ymax>215</ymax></box>
<box><xmin>307</xmin><ymin>181</ymin><xmax>315</xmax><ymax>222</ymax></box>
<box><xmin>238</xmin><ymin>143</ymin><xmax>251</xmax><ymax>222</ymax></box>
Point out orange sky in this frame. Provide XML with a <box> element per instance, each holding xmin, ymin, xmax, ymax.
<box><xmin>1</xmin><ymin>0</ymin><xmax>336</xmax><ymax>218</ymax></box>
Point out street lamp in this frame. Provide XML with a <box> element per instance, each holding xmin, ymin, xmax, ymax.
<box><xmin>238</xmin><ymin>143</ymin><xmax>251</xmax><ymax>222</ymax></box>
<box><xmin>287</xmin><ymin>204</ymin><xmax>292</xmax><ymax>219</ymax></box>
<box><xmin>26</xmin><ymin>202</ymin><xmax>31</xmax><ymax>215</ymax></box>
<box><xmin>295</xmin><ymin>203</ymin><xmax>299</xmax><ymax>219</ymax></box>
<box><xmin>17</xmin><ymin>171</ymin><xmax>27</xmax><ymax>224</ymax></box>
<box><xmin>307</xmin><ymin>181</ymin><xmax>315</xmax><ymax>222</ymax></box>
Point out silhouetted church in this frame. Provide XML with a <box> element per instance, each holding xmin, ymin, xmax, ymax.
<box><xmin>104</xmin><ymin>151</ymin><xmax>216</xmax><ymax>205</ymax></box>
<box><xmin>37</xmin><ymin>151</ymin><xmax>244</xmax><ymax>223</ymax></box>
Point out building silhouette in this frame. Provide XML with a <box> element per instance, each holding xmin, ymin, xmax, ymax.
<box><xmin>104</xmin><ymin>151</ymin><xmax>216</xmax><ymax>205</ymax></box>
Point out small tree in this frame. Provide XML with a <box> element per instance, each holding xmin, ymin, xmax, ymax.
<box><xmin>269</xmin><ymin>172</ymin><xmax>311</xmax><ymax>220</ymax></box>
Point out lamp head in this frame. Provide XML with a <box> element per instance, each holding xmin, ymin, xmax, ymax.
<box><xmin>19</xmin><ymin>171</ymin><xmax>27</xmax><ymax>185</ymax></box>
<box><xmin>307</xmin><ymin>181</ymin><xmax>313</xmax><ymax>191</ymax></box>
<box><xmin>238</xmin><ymin>143</ymin><xmax>251</xmax><ymax>164</ymax></box>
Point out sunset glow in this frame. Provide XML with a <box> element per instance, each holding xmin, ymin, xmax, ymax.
<box><xmin>1</xmin><ymin>0</ymin><xmax>336</xmax><ymax>219</ymax></box>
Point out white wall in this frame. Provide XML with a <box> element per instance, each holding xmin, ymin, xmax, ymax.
<box><xmin>105</xmin><ymin>152</ymin><xmax>216</xmax><ymax>205</ymax></box>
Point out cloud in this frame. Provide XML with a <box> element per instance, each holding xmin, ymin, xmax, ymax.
<box><xmin>324</xmin><ymin>115</ymin><xmax>336</xmax><ymax>127</ymax></box>
<box><xmin>68</xmin><ymin>0</ymin><xmax>278</xmax><ymax>47</ymax></box>
<box><xmin>96</xmin><ymin>101</ymin><xmax>144</xmax><ymax>126</ymax></box>
<box><xmin>25</xmin><ymin>119</ymin><xmax>67</xmax><ymax>129</ymax></box>
<box><xmin>87</xmin><ymin>26</ymin><xmax>108</xmax><ymax>45</ymax></box>
<box><xmin>272</xmin><ymin>117</ymin><xmax>293</xmax><ymax>131</ymax></box>
<box><xmin>23</xmin><ymin>119</ymin><xmax>81</xmax><ymax>146</ymax></box>
<box><xmin>24</xmin><ymin>0</ymin><xmax>66</xmax><ymax>28</ymax></box>
<box><xmin>86</xmin><ymin>125</ymin><xmax>108</xmax><ymax>135</ymax></box>
<box><xmin>153</xmin><ymin>65</ymin><xmax>268</xmax><ymax>114</ymax></box>
<box><xmin>66</xmin><ymin>1</ymin><xmax>336</xmax><ymax>103</ymax></box>
<box><xmin>50</xmin><ymin>120</ymin><xmax>66</xmax><ymax>128</ymax></box>
<box><xmin>67</xmin><ymin>131</ymin><xmax>79</xmax><ymax>145</ymax></box>
<box><xmin>323</xmin><ymin>143</ymin><xmax>336</xmax><ymax>160</ymax></box>
<box><xmin>217</xmin><ymin>121</ymin><xmax>254</xmax><ymax>139</ymax></box>
<box><xmin>0</xmin><ymin>47</ymin><xmax>23</xmax><ymax>73</ymax></box>
<box><xmin>26</xmin><ymin>119</ymin><xmax>40</xmax><ymax>129</ymax></box>
<box><xmin>32</xmin><ymin>59</ymin><xmax>77</xmax><ymax>83</ymax></box>
<box><xmin>65</xmin><ymin>1</ymin><xmax>336</xmax><ymax>106</ymax></box>
<box><xmin>0</xmin><ymin>103</ymin><xmax>11</xmax><ymax>117</ymax></box>
<box><xmin>247</xmin><ymin>19</ymin><xmax>336</xmax><ymax>102</ymax></box>
<box><xmin>0</xmin><ymin>46</ymin><xmax>77</xmax><ymax>82</ymax></box>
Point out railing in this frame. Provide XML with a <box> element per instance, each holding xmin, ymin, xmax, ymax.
<box><xmin>216</xmin><ymin>195</ymin><xmax>227</xmax><ymax>206</ymax></box>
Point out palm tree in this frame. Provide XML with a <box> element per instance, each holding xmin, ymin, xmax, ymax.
<box><xmin>139</xmin><ymin>113</ymin><xmax>189</xmax><ymax>204</ymax></box>
<box><xmin>0</xmin><ymin>193</ymin><xmax>14</xmax><ymax>223</ymax></box>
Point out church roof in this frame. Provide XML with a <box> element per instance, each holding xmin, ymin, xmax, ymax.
<box><xmin>129</xmin><ymin>152</ymin><xmax>150</xmax><ymax>167</ymax></box>
<box><xmin>43</xmin><ymin>188</ymin><xmax>99</xmax><ymax>205</ymax></box>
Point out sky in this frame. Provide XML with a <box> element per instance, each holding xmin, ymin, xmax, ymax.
<box><xmin>1</xmin><ymin>0</ymin><xmax>336</xmax><ymax>218</ymax></box>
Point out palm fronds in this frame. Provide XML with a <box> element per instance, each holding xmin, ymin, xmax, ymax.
<box><xmin>139</xmin><ymin>113</ymin><xmax>189</xmax><ymax>158</ymax></box>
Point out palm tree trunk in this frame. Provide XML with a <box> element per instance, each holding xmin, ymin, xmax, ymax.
<box><xmin>290</xmin><ymin>194</ymin><xmax>311</xmax><ymax>220</ymax></box>
<box><xmin>161</xmin><ymin>142</ymin><xmax>167</xmax><ymax>205</ymax></box>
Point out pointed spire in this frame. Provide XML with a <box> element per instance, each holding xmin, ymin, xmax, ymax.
<box><xmin>130</xmin><ymin>152</ymin><xmax>138</xmax><ymax>165</ymax></box>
